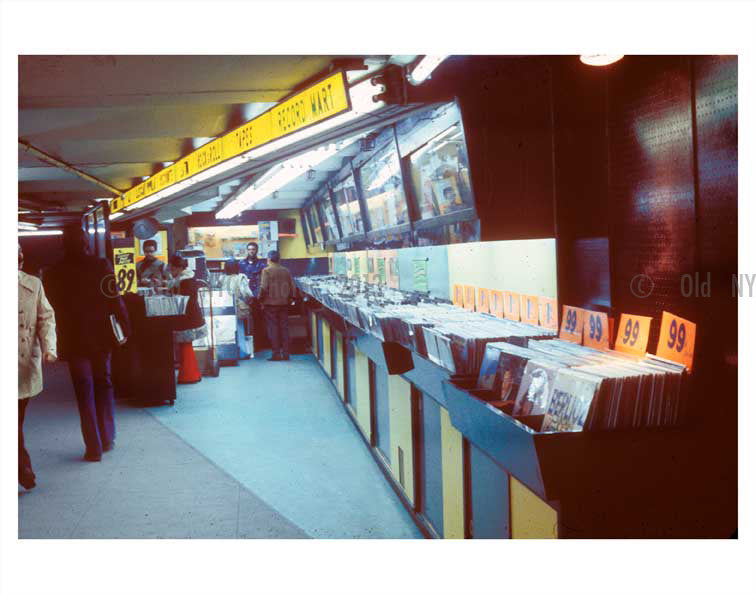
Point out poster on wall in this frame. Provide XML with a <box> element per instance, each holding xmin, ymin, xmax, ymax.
<box><xmin>413</xmin><ymin>258</ymin><xmax>429</xmax><ymax>293</ymax></box>
<box><xmin>259</xmin><ymin>240</ymin><xmax>278</xmax><ymax>260</ymax></box>
<box><xmin>188</xmin><ymin>225</ymin><xmax>257</xmax><ymax>259</ymax></box>
<box><xmin>258</xmin><ymin>221</ymin><xmax>279</xmax><ymax>242</ymax></box>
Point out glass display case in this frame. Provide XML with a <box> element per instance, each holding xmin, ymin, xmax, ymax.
<box><xmin>332</xmin><ymin>173</ymin><xmax>364</xmax><ymax>237</ymax></box>
<box><xmin>409</xmin><ymin>123</ymin><xmax>474</xmax><ymax>220</ymax></box>
<box><xmin>317</xmin><ymin>191</ymin><xmax>340</xmax><ymax>241</ymax></box>
<box><xmin>358</xmin><ymin>141</ymin><xmax>410</xmax><ymax>231</ymax></box>
<box><xmin>307</xmin><ymin>204</ymin><xmax>323</xmax><ymax>244</ymax></box>
<box><xmin>415</xmin><ymin>219</ymin><xmax>480</xmax><ymax>246</ymax></box>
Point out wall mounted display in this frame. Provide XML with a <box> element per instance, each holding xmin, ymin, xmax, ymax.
<box><xmin>317</xmin><ymin>193</ymin><xmax>340</xmax><ymax>241</ymax></box>
<box><xmin>358</xmin><ymin>141</ymin><xmax>410</xmax><ymax>231</ymax></box>
<box><xmin>332</xmin><ymin>173</ymin><xmax>364</xmax><ymax>237</ymax></box>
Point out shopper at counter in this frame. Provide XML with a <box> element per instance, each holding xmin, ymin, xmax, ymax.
<box><xmin>18</xmin><ymin>244</ymin><xmax>57</xmax><ymax>489</ymax></box>
<box><xmin>168</xmin><ymin>254</ymin><xmax>207</xmax><ymax>346</ymax></box>
<box><xmin>222</xmin><ymin>259</ymin><xmax>254</xmax><ymax>358</ymax></box>
<box><xmin>44</xmin><ymin>226</ymin><xmax>131</xmax><ymax>462</ymax></box>
<box><xmin>239</xmin><ymin>241</ymin><xmax>268</xmax><ymax>352</ymax></box>
<box><xmin>137</xmin><ymin>239</ymin><xmax>167</xmax><ymax>287</ymax></box>
<box><xmin>259</xmin><ymin>250</ymin><xmax>296</xmax><ymax>361</ymax></box>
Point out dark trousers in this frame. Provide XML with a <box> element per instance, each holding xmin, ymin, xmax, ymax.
<box><xmin>251</xmin><ymin>300</ymin><xmax>269</xmax><ymax>352</ymax></box>
<box><xmin>68</xmin><ymin>351</ymin><xmax>115</xmax><ymax>456</ymax></box>
<box><xmin>19</xmin><ymin>398</ymin><xmax>34</xmax><ymax>484</ymax></box>
<box><xmin>264</xmin><ymin>305</ymin><xmax>290</xmax><ymax>357</ymax></box>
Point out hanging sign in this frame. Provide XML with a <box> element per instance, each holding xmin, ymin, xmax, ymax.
<box><xmin>655</xmin><ymin>311</ymin><xmax>696</xmax><ymax>370</ymax></box>
<box><xmin>113</xmin><ymin>247</ymin><xmax>137</xmax><ymax>295</ymax></box>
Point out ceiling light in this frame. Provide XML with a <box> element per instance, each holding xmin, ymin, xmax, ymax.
<box><xmin>18</xmin><ymin>230</ymin><xmax>63</xmax><ymax>236</ymax></box>
<box><xmin>408</xmin><ymin>56</ymin><xmax>448</xmax><ymax>85</ymax></box>
<box><xmin>18</xmin><ymin>221</ymin><xmax>38</xmax><ymax>230</ymax></box>
<box><xmin>109</xmin><ymin>212</ymin><xmax>124</xmax><ymax>221</ymax></box>
<box><xmin>580</xmin><ymin>54</ymin><xmax>624</xmax><ymax>66</ymax></box>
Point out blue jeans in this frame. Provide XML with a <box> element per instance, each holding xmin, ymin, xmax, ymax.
<box><xmin>68</xmin><ymin>351</ymin><xmax>115</xmax><ymax>456</ymax></box>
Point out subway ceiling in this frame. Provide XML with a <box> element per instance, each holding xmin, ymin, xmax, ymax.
<box><xmin>18</xmin><ymin>55</ymin><xmax>407</xmax><ymax>223</ymax></box>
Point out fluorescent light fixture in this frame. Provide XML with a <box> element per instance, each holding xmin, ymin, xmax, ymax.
<box><xmin>18</xmin><ymin>221</ymin><xmax>38</xmax><ymax>230</ymax></box>
<box><xmin>18</xmin><ymin>230</ymin><xmax>63</xmax><ymax>236</ymax></box>
<box><xmin>580</xmin><ymin>54</ymin><xmax>624</xmax><ymax>66</ymax></box>
<box><xmin>109</xmin><ymin>212</ymin><xmax>124</xmax><ymax>221</ymax></box>
<box><xmin>412</xmin><ymin>124</ymin><xmax>459</xmax><ymax>160</ymax></box>
<box><xmin>408</xmin><ymin>55</ymin><xmax>449</xmax><ymax>85</ymax></box>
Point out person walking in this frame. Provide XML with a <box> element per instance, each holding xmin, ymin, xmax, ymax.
<box><xmin>18</xmin><ymin>243</ymin><xmax>57</xmax><ymax>489</ymax></box>
<box><xmin>222</xmin><ymin>259</ymin><xmax>254</xmax><ymax>358</ymax></box>
<box><xmin>259</xmin><ymin>250</ymin><xmax>296</xmax><ymax>361</ymax></box>
<box><xmin>43</xmin><ymin>226</ymin><xmax>130</xmax><ymax>461</ymax></box>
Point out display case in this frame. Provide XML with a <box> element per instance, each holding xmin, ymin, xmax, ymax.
<box><xmin>306</xmin><ymin>203</ymin><xmax>323</xmax><ymax>244</ymax></box>
<box><xmin>332</xmin><ymin>172</ymin><xmax>365</xmax><ymax>237</ymax></box>
<box><xmin>317</xmin><ymin>190</ymin><xmax>340</xmax><ymax>242</ymax></box>
<box><xmin>357</xmin><ymin>140</ymin><xmax>410</xmax><ymax>232</ymax></box>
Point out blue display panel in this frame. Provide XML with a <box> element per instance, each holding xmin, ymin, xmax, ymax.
<box><xmin>470</xmin><ymin>443</ymin><xmax>510</xmax><ymax>538</ymax></box>
<box><xmin>421</xmin><ymin>392</ymin><xmax>444</xmax><ymax>536</ymax></box>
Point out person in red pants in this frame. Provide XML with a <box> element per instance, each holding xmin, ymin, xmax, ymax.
<box><xmin>18</xmin><ymin>244</ymin><xmax>57</xmax><ymax>489</ymax></box>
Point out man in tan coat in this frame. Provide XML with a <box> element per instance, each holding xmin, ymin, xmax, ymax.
<box><xmin>259</xmin><ymin>250</ymin><xmax>296</xmax><ymax>361</ymax></box>
<box><xmin>18</xmin><ymin>244</ymin><xmax>57</xmax><ymax>490</ymax></box>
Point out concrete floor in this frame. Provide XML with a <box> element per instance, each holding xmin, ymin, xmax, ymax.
<box><xmin>18</xmin><ymin>352</ymin><xmax>423</xmax><ymax>539</ymax></box>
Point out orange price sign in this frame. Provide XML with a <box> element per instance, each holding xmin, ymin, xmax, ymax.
<box><xmin>520</xmin><ymin>294</ymin><xmax>539</xmax><ymax>325</ymax></box>
<box><xmin>504</xmin><ymin>291</ymin><xmax>520</xmax><ymax>321</ymax></box>
<box><xmin>464</xmin><ymin>285</ymin><xmax>477</xmax><ymax>311</ymax></box>
<box><xmin>477</xmin><ymin>288</ymin><xmax>491</xmax><ymax>314</ymax></box>
<box><xmin>490</xmin><ymin>290</ymin><xmax>504</xmax><ymax>318</ymax></box>
<box><xmin>614</xmin><ymin>313</ymin><xmax>653</xmax><ymax>356</ymax></box>
<box><xmin>583</xmin><ymin>310</ymin><xmax>610</xmax><ymax>350</ymax></box>
<box><xmin>559</xmin><ymin>305</ymin><xmax>585</xmax><ymax>344</ymax></box>
<box><xmin>538</xmin><ymin>297</ymin><xmax>558</xmax><ymax>330</ymax></box>
<box><xmin>655</xmin><ymin>311</ymin><xmax>696</xmax><ymax>370</ymax></box>
<box><xmin>452</xmin><ymin>284</ymin><xmax>465</xmax><ymax>307</ymax></box>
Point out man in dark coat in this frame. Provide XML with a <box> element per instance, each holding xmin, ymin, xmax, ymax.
<box><xmin>44</xmin><ymin>226</ymin><xmax>130</xmax><ymax>461</ymax></box>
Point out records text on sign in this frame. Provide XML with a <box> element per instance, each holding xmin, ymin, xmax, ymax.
<box><xmin>656</xmin><ymin>311</ymin><xmax>696</xmax><ymax>370</ymax></box>
<box><xmin>559</xmin><ymin>305</ymin><xmax>584</xmax><ymax>344</ymax></box>
<box><xmin>614</xmin><ymin>313</ymin><xmax>652</xmax><ymax>356</ymax></box>
<box><xmin>583</xmin><ymin>311</ymin><xmax>609</xmax><ymax>350</ymax></box>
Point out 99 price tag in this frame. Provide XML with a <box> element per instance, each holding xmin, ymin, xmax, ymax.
<box><xmin>583</xmin><ymin>311</ymin><xmax>609</xmax><ymax>350</ymax></box>
<box><xmin>520</xmin><ymin>294</ymin><xmax>539</xmax><ymax>325</ymax></box>
<box><xmin>504</xmin><ymin>291</ymin><xmax>521</xmax><ymax>321</ymax></box>
<box><xmin>559</xmin><ymin>305</ymin><xmax>585</xmax><ymax>344</ymax></box>
<box><xmin>452</xmin><ymin>284</ymin><xmax>465</xmax><ymax>307</ymax></box>
<box><xmin>655</xmin><ymin>311</ymin><xmax>696</xmax><ymax>370</ymax></box>
<box><xmin>477</xmin><ymin>288</ymin><xmax>491</xmax><ymax>314</ymax></box>
<box><xmin>464</xmin><ymin>285</ymin><xmax>476</xmax><ymax>312</ymax></box>
<box><xmin>614</xmin><ymin>313</ymin><xmax>652</xmax><ymax>356</ymax></box>
<box><xmin>538</xmin><ymin>297</ymin><xmax>558</xmax><ymax>330</ymax></box>
<box><xmin>490</xmin><ymin>290</ymin><xmax>505</xmax><ymax>318</ymax></box>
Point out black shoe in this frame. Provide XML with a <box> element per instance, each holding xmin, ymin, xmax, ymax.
<box><xmin>83</xmin><ymin>451</ymin><xmax>102</xmax><ymax>462</ymax></box>
<box><xmin>103</xmin><ymin>441</ymin><xmax>115</xmax><ymax>452</ymax></box>
<box><xmin>268</xmin><ymin>355</ymin><xmax>282</xmax><ymax>361</ymax></box>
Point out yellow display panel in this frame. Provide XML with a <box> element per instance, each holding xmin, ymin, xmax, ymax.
<box><xmin>311</xmin><ymin>313</ymin><xmax>318</xmax><ymax>357</ymax></box>
<box><xmin>354</xmin><ymin>350</ymin><xmax>372</xmax><ymax>441</ymax></box>
<box><xmin>510</xmin><ymin>477</ymin><xmax>558</xmax><ymax>539</ymax></box>
<box><xmin>388</xmin><ymin>375</ymin><xmax>414</xmax><ymax>505</ymax></box>
<box><xmin>440</xmin><ymin>408</ymin><xmax>464</xmax><ymax>539</ymax></box>
<box><xmin>112</xmin><ymin>71</ymin><xmax>349</xmax><ymax>213</ymax></box>
<box><xmin>335</xmin><ymin>331</ymin><xmax>345</xmax><ymax>398</ymax></box>
<box><xmin>322</xmin><ymin>320</ymin><xmax>332</xmax><ymax>376</ymax></box>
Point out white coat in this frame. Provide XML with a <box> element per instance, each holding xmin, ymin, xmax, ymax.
<box><xmin>18</xmin><ymin>271</ymin><xmax>57</xmax><ymax>399</ymax></box>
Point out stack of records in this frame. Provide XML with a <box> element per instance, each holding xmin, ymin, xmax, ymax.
<box><xmin>477</xmin><ymin>338</ymin><xmax>689</xmax><ymax>432</ymax></box>
<box><xmin>144</xmin><ymin>294</ymin><xmax>189</xmax><ymax>317</ymax></box>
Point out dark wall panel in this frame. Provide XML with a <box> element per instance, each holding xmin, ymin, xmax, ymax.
<box><xmin>608</xmin><ymin>56</ymin><xmax>697</xmax><ymax>350</ymax></box>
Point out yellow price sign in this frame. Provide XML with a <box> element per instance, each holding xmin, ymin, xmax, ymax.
<box><xmin>490</xmin><ymin>290</ymin><xmax>505</xmax><ymax>318</ymax></box>
<box><xmin>538</xmin><ymin>297</ymin><xmax>558</xmax><ymax>330</ymax></box>
<box><xmin>477</xmin><ymin>288</ymin><xmax>491</xmax><ymax>314</ymax></box>
<box><xmin>583</xmin><ymin>310</ymin><xmax>609</xmax><ymax>350</ymax></box>
<box><xmin>655</xmin><ymin>311</ymin><xmax>696</xmax><ymax>370</ymax></box>
<box><xmin>504</xmin><ymin>291</ymin><xmax>520</xmax><ymax>321</ymax></box>
<box><xmin>559</xmin><ymin>305</ymin><xmax>585</xmax><ymax>344</ymax></box>
<box><xmin>452</xmin><ymin>284</ymin><xmax>465</xmax><ymax>307</ymax></box>
<box><xmin>520</xmin><ymin>294</ymin><xmax>539</xmax><ymax>325</ymax></box>
<box><xmin>113</xmin><ymin>247</ymin><xmax>137</xmax><ymax>295</ymax></box>
<box><xmin>464</xmin><ymin>285</ymin><xmax>476</xmax><ymax>311</ymax></box>
<box><xmin>614</xmin><ymin>313</ymin><xmax>653</xmax><ymax>356</ymax></box>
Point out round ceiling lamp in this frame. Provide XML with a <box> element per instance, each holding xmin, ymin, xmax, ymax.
<box><xmin>580</xmin><ymin>54</ymin><xmax>624</xmax><ymax>66</ymax></box>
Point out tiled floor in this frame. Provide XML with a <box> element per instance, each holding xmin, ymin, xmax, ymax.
<box><xmin>18</xmin><ymin>353</ymin><xmax>422</xmax><ymax>539</ymax></box>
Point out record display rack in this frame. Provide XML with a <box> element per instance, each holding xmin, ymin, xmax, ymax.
<box><xmin>302</xmin><ymin>290</ymin><xmax>730</xmax><ymax>539</ymax></box>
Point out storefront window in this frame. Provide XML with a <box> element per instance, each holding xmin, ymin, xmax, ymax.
<box><xmin>307</xmin><ymin>204</ymin><xmax>323</xmax><ymax>244</ymax></box>
<box><xmin>317</xmin><ymin>194</ymin><xmax>339</xmax><ymax>241</ymax></box>
<box><xmin>358</xmin><ymin>141</ymin><xmax>409</xmax><ymax>231</ymax></box>
<box><xmin>409</xmin><ymin>124</ymin><xmax>474</xmax><ymax>220</ymax></box>
<box><xmin>415</xmin><ymin>219</ymin><xmax>480</xmax><ymax>247</ymax></box>
<box><xmin>332</xmin><ymin>173</ymin><xmax>364</xmax><ymax>236</ymax></box>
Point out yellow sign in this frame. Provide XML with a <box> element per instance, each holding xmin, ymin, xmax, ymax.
<box><xmin>656</xmin><ymin>311</ymin><xmax>696</xmax><ymax>370</ymax></box>
<box><xmin>490</xmin><ymin>290</ymin><xmax>505</xmax><ymax>318</ymax></box>
<box><xmin>111</xmin><ymin>71</ymin><xmax>350</xmax><ymax>213</ymax></box>
<box><xmin>614</xmin><ymin>313</ymin><xmax>653</xmax><ymax>356</ymax></box>
<box><xmin>559</xmin><ymin>305</ymin><xmax>585</xmax><ymax>344</ymax></box>
<box><xmin>583</xmin><ymin>310</ymin><xmax>609</xmax><ymax>350</ymax></box>
<box><xmin>504</xmin><ymin>291</ymin><xmax>520</xmax><ymax>321</ymax></box>
<box><xmin>452</xmin><ymin>284</ymin><xmax>465</xmax><ymax>307</ymax></box>
<box><xmin>113</xmin><ymin>247</ymin><xmax>137</xmax><ymax>295</ymax></box>
<box><xmin>520</xmin><ymin>294</ymin><xmax>539</xmax><ymax>325</ymax></box>
<box><xmin>464</xmin><ymin>285</ymin><xmax>476</xmax><ymax>312</ymax></box>
<box><xmin>538</xmin><ymin>297</ymin><xmax>558</xmax><ymax>330</ymax></box>
<box><xmin>477</xmin><ymin>288</ymin><xmax>491</xmax><ymax>314</ymax></box>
